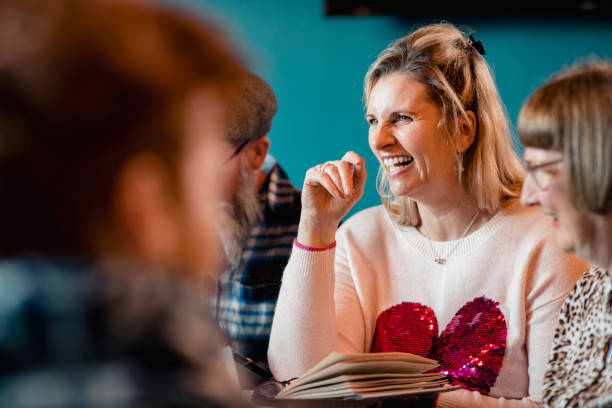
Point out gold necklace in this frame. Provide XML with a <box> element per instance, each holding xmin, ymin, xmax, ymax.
<box><xmin>424</xmin><ymin>210</ymin><xmax>480</xmax><ymax>265</ymax></box>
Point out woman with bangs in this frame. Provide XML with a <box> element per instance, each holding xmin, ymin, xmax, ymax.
<box><xmin>519</xmin><ymin>61</ymin><xmax>612</xmax><ymax>408</ymax></box>
<box><xmin>268</xmin><ymin>23</ymin><xmax>588</xmax><ymax>407</ymax></box>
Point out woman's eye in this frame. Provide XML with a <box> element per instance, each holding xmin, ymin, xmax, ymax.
<box><xmin>368</xmin><ymin>118</ymin><xmax>378</xmax><ymax>125</ymax></box>
<box><xmin>397</xmin><ymin>114</ymin><xmax>412</xmax><ymax>122</ymax></box>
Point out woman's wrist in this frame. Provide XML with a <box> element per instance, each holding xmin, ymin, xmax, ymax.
<box><xmin>297</xmin><ymin>217</ymin><xmax>338</xmax><ymax>248</ymax></box>
<box><xmin>294</xmin><ymin>238</ymin><xmax>336</xmax><ymax>251</ymax></box>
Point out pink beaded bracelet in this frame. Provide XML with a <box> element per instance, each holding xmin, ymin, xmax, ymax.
<box><xmin>293</xmin><ymin>238</ymin><xmax>336</xmax><ymax>252</ymax></box>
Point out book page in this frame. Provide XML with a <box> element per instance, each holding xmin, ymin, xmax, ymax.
<box><xmin>289</xmin><ymin>381</ymin><xmax>450</xmax><ymax>399</ymax></box>
<box><xmin>348</xmin><ymin>385</ymin><xmax>462</xmax><ymax>400</ymax></box>
<box><xmin>298</xmin><ymin>352</ymin><xmax>437</xmax><ymax>379</ymax></box>
<box><xmin>276</xmin><ymin>351</ymin><xmax>443</xmax><ymax>400</ymax></box>
<box><xmin>283</xmin><ymin>359</ymin><xmax>438</xmax><ymax>392</ymax></box>
<box><xmin>281</xmin><ymin>373</ymin><xmax>445</xmax><ymax>396</ymax></box>
<box><xmin>290</xmin><ymin>379</ymin><xmax>448</xmax><ymax>397</ymax></box>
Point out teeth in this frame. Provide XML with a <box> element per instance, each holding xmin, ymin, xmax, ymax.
<box><xmin>383</xmin><ymin>156</ymin><xmax>413</xmax><ymax>169</ymax></box>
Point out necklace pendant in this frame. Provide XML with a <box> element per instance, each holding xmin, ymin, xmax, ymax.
<box><xmin>434</xmin><ymin>257</ymin><xmax>447</xmax><ymax>265</ymax></box>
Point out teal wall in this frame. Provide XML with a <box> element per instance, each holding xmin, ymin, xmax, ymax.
<box><xmin>168</xmin><ymin>0</ymin><xmax>612</xmax><ymax>218</ymax></box>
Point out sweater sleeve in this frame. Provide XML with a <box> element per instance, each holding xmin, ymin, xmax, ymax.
<box><xmin>267</xmin><ymin>233</ymin><xmax>369</xmax><ymax>381</ymax></box>
<box><xmin>335</xmin><ymin>232</ymin><xmax>368</xmax><ymax>353</ymax></box>
<box><xmin>267</xmin><ymin>244</ymin><xmax>339</xmax><ymax>381</ymax></box>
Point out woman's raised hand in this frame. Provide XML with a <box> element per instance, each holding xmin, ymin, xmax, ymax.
<box><xmin>297</xmin><ymin>151</ymin><xmax>367</xmax><ymax>247</ymax></box>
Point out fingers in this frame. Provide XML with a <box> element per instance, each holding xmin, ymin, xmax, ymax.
<box><xmin>320</xmin><ymin>163</ymin><xmax>345</xmax><ymax>198</ymax></box>
<box><xmin>326</xmin><ymin>160</ymin><xmax>357</xmax><ymax>198</ymax></box>
<box><xmin>322</xmin><ymin>160</ymin><xmax>359</xmax><ymax>198</ymax></box>
<box><xmin>305</xmin><ymin>152</ymin><xmax>367</xmax><ymax>200</ymax></box>
<box><xmin>341</xmin><ymin>151</ymin><xmax>364</xmax><ymax>167</ymax></box>
<box><xmin>305</xmin><ymin>165</ymin><xmax>344</xmax><ymax>199</ymax></box>
<box><xmin>319</xmin><ymin>163</ymin><xmax>346</xmax><ymax>199</ymax></box>
<box><xmin>341</xmin><ymin>151</ymin><xmax>367</xmax><ymax>192</ymax></box>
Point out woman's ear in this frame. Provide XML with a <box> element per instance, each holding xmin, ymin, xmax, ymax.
<box><xmin>245</xmin><ymin>136</ymin><xmax>270</xmax><ymax>171</ymax></box>
<box><xmin>456</xmin><ymin>110</ymin><xmax>477</xmax><ymax>153</ymax></box>
<box><xmin>113</xmin><ymin>153</ymin><xmax>178</xmax><ymax>266</ymax></box>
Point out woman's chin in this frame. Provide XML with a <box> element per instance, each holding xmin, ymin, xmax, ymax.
<box><xmin>388</xmin><ymin>180</ymin><xmax>419</xmax><ymax>198</ymax></box>
<box><xmin>388</xmin><ymin>189</ymin><xmax>413</xmax><ymax>199</ymax></box>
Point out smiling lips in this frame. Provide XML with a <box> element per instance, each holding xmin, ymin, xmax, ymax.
<box><xmin>382</xmin><ymin>155</ymin><xmax>414</xmax><ymax>174</ymax></box>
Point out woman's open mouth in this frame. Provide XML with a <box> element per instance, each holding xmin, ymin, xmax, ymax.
<box><xmin>383</xmin><ymin>155</ymin><xmax>414</xmax><ymax>175</ymax></box>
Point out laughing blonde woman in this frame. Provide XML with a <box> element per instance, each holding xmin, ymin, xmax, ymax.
<box><xmin>268</xmin><ymin>23</ymin><xmax>589</xmax><ymax>407</ymax></box>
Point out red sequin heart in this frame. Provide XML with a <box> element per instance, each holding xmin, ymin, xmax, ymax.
<box><xmin>371</xmin><ymin>297</ymin><xmax>506</xmax><ymax>394</ymax></box>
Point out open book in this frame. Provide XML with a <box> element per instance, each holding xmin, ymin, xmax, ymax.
<box><xmin>275</xmin><ymin>351</ymin><xmax>460</xmax><ymax>400</ymax></box>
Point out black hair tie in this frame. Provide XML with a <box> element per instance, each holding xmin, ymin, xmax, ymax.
<box><xmin>468</xmin><ymin>35</ymin><xmax>486</xmax><ymax>56</ymax></box>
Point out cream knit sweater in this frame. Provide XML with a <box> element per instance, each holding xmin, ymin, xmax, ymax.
<box><xmin>268</xmin><ymin>201</ymin><xmax>588</xmax><ymax>407</ymax></box>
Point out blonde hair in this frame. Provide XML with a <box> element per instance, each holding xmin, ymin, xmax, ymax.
<box><xmin>364</xmin><ymin>23</ymin><xmax>525</xmax><ymax>226</ymax></box>
<box><xmin>518</xmin><ymin>61</ymin><xmax>612</xmax><ymax>214</ymax></box>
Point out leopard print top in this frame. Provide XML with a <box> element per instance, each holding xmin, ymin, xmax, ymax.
<box><xmin>543</xmin><ymin>266</ymin><xmax>612</xmax><ymax>408</ymax></box>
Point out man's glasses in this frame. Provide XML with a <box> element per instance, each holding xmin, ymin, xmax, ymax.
<box><xmin>225</xmin><ymin>140</ymin><xmax>249</xmax><ymax>163</ymax></box>
<box><xmin>525</xmin><ymin>158</ymin><xmax>563</xmax><ymax>189</ymax></box>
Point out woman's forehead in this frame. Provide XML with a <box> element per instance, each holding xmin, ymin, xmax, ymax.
<box><xmin>366</xmin><ymin>74</ymin><xmax>434</xmax><ymax>114</ymax></box>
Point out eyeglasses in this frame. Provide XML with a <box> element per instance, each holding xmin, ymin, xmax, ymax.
<box><xmin>224</xmin><ymin>140</ymin><xmax>249</xmax><ymax>163</ymax></box>
<box><xmin>525</xmin><ymin>158</ymin><xmax>563</xmax><ymax>189</ymax></box>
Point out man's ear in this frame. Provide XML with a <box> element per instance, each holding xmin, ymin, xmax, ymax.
<box><xmin>245</xmin><ymin>136</ymin><xmax>270</xmax><ymax>171</ymax></box>
<box><xmin>113</xmin><ymin>153</ymin><xmax>178</xmax><ymax>266</ymax></box>
<box><xmin>456</xmin><ymin>110</ymin><xmax>477</xmax><ymax>153</ymax></box>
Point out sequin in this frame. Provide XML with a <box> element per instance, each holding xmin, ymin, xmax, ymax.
<box><xmin>371</xmin><ymin>296</ymin><xmax>507</xmax><ymax>394</ymax></box>
<box><xmin>371</xmin><ymin>302</ymin><xmax>438</xmax><ymax>356</ymax></box>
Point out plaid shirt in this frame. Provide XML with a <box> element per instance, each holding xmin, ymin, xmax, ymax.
<box><xmin>0</xmin><ymin>256</ymin><xmax>247</xmax><ymax>408</ymax></box>
<box><xmin>214</xmin><ymin>156</ymin><xmax>301</xmax><ymax>367</ymax></box>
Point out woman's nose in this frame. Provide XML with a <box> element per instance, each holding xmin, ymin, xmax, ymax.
<box><xmin>520</xmin><ymin>175</ymin><xmax>540</xmax><ymax>207</ymax></box>
<box><xmin>369</xmin><ymin>124</ymin><xmax>395</xmax><ymax>151</ymax></box>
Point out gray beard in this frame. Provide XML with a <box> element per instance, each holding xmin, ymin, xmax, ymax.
<box><xmin>216</xmin><ymin>163</ymin><xmax>262</xmax><ymax>270</ymax></box>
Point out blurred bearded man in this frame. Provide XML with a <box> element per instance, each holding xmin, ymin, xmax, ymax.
<box><xmin>213</xmin><ymin>71</ymin><xmax>301</xmax><ymax>373</ymax></box>
<box><xmin>0</xmin><ymin>0</ymin><xmax>253</xmax><ymax>406</ymax></box>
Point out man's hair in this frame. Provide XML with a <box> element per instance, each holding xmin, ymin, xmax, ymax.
<box><xmin>225</xmin><ymin>70</ymin><xmax>278</xmax><ymax>143</ymax></box>
<box><xmin>519</xmin><ymin>61</ymin><xmax>612</xmax><ymax>213</ymax></box>
<box><xmin>364</xmin><ymin>23</ymin><xmax>525</xmax><ymax>226</ymax></box>
<box><xmin>0</xmin><ymin>0</ymin><xmax>241</xmax><ymax>256</ymax></box>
